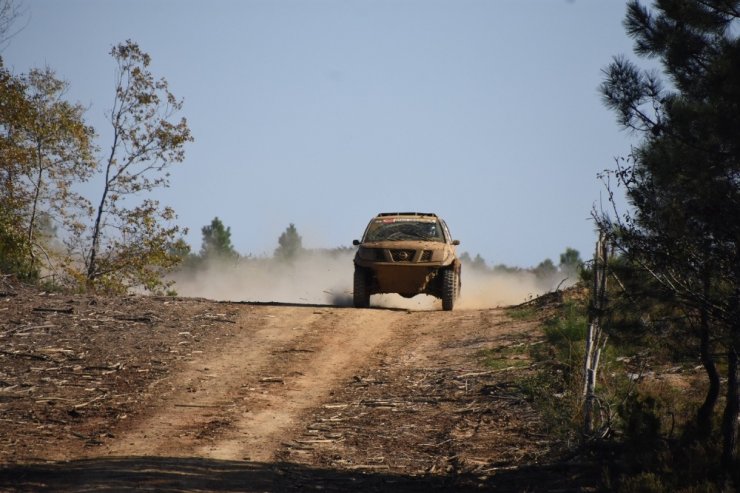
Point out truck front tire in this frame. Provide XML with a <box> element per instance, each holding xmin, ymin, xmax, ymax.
<box><xmin>353</xmin><ymin>267</ymin><xmax>370</xmax><ymax>308</ymax></box>
<box><xmin>441</xmin><ymin>268</ymin><xmax>458</xmax><ymax>311</ymax></box>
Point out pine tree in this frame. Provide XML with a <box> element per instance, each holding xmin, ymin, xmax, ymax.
<box><xmin>559</xmin><ymin>247</ymin><xmax>582</xmax><ymax>278</ymax></box>
<box><xmin>599</xmin><ymin>0</ymin><xmax>740</xmax><ymax>472</ymax></box>
<box><xmin>200</xmin><ymin>217</ymin><xmax>237</xmax><ymax>261</ymax></box>
<box><xmin>274</xmin><ymin>223</ymin><xmax>303</xmax><ymax>261</ymax></box>
<box><xmin>534</xmin><ymin>258</ymin><xmax>557</xmax><ymax>280</ymax></box>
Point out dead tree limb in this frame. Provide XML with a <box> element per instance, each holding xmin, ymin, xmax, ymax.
<box><xmin>583</xmin><ymin>233</ymin><xmax>610</xmax><ymax>438</ymax></box>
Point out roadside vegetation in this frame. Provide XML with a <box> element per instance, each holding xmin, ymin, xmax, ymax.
<box><xmin>594</xmin><ymin>1</ymin><xmax>738</xmax><ymax>490</ymax></box>
<box><xmin>502</xmin><ymin>265</ymin><xmax>733</xmax><ymax>491</ymax></box>
<box><xmin>1</xmin><ymin>20</ymin><xmax>192</xmax><ymax>294</ymax></box>
<box><xmin>499</xmin><ymin>2</ymin><xmax>740</xmax><ymax>485</ymax></box>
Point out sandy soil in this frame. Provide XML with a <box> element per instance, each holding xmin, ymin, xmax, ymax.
<box><xmin>0</xmin><ymin>283</ymin><xmax>599</xmax><ymax>492</ymax></box>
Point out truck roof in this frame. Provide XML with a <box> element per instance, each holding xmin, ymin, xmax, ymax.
<box><xmin>375</xmin><ymin>212</ymin><xmax>438</xmax><ymax>218</ymax></box>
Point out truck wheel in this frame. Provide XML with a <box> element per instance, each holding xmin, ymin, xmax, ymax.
<box><xmin>353</xmin><ymin>267</ymin><xmax>370</xmax><ymax>308</ymax></box>
<box><xmin>441</xmin><ymin>268</ymin><xmax>457</xmax><ymax>311</ymax></box>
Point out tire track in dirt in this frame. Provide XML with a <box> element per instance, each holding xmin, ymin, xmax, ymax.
<box><xmin>103</xmin><ymin>305</ymin><xmax>404</xmax><ymax>461</ymax></box>
<box><xmin>0</xmin><ymin>291</ymin><xmax>605</xmax><ymax>492</ymax></box>
<box><xmin>272</xmin><ymin>307</ymin><xmax>549</xmax><ymax>475</ymax></box>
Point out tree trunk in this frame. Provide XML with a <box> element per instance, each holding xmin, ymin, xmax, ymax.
<box><xmin>26</xmin><ymin>155</ymin><xmax>44</xmax><ymax>270</ymax></box>
<box><xmin>721</xmin><ymin>344</ymin><xmax>738</xmax><ymax>478</ymax></box>
<box><xmin>86</xmin><ymin>130</ymin><xmax>119</xmax><ymax>287</ymax></box>
<box><xmin>86</xmin><ymin>193</ymin><xmax>106</xmax><ymax>286</ymax></box>
<box><xmin>722</xmin><ymin>263</ymin><xmax>740</xmax><ymax>481</ymax></box>
<box><xmin>583</xmin><ymin>234</ymin><xmax>609</xmax><ymax>438</ymax></box>
<box><xmin>696</xmin><ymin>273</ymin><xmax>719</xmax><ymax>439</ymax></box>
<box><xmin>697</xmin><ymin>317</ymin><xmax>720</xmax><ymax>438</ymax></box>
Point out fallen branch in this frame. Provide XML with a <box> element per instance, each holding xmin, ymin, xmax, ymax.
<box><xmin>113</xmin><ymin>315</ymin><xmax>154</xmax><ymax>323</ymax></box>
<box><xmin>35</xmin><ymin>396</ymin><xmax>76</xmax><ymax>403</ymax></box>
<box><xmin>74</xmin><ymin>394</ymin><xmax>107</xmax><ymax>409</ymax></box>
<box><xmin>322</xmin><ymin>403</ymin><xmax>348</xmax><ymax>409</ymax></box>
<box><xmin>0</xmin><ymin>350</ymin><xmax>50</xmax><ymax>361</ymax></box>
<box><xmin>0</xmin><ymin>393</ymin><xmax>27</xmax><ymax>400</ymax></box>
<box><xmin>174</xmin><ymin>403</ymin><xmax>223</xmax><ymax>408</ymax></box>
<box><xmin>70</xmin><ymin>431</ymin><xmax>103</xmax><ymax>445</ymax></box>
<box><xmin>33</xmin><ymin>306</ymin><xmax>73</xmax><ymax>314</ymax></box>
<box><xmin>293</xmin><ymin>438</ymin><xmax>341</xmax><ymax>444</ymax></box>
<box><xmin>259</xmin><ymin>377</ymin><xmax>285</xmax><ymax>384</ymax></box>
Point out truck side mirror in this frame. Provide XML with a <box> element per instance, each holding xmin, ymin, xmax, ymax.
<box><xmin>353</xmin><ymin>239</ymin><xmax>360</xmax><ymax>246</ymax></box>
<box><xmin>452</xmin><ymin>240</ymin><xmax>460</xmax><ymax>246</ymax></box>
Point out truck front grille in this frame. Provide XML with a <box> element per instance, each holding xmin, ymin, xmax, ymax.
<box><xmin>390</xmin><ymin>249</ymin><xmax>416</xmax><ymax>262</ymax></box>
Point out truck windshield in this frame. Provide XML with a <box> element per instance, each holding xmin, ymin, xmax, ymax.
<box><xmin>364</xmin><ymin>220</ymin><xmax>444</xmax><ymax>242</ymax></box>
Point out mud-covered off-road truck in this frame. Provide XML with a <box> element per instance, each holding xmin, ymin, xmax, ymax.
<box><xmin>352</xmin><ymin>212</ymin><xmax>461</xmax><ymax>310</ymax></box>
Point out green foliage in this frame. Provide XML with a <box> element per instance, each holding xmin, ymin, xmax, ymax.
<box><xmin>460</xmin><ymin>248</ymin><xmax>581</xmax><ymax>283</ymax></box>
<box><xmin>0</xmin><ymin>58</ymin><xmax>94</xmax><ymax>279</ymax></box>
<box><xmin>541</xmin><ymin>301</ymin><xmax>588</xmax><ymax>371</ymax></box>
<box><xmin>0</xmin><ymin>205</ymin><xmax>36</xmax><ymax>279</ymax></box>
<box><xmin>533</xmin><ymin>258</ymin><xmax>557</xmax><ymax>280</ymax></box>
<box><xmin>517</xmin><ymin>293</ymin><xmax>717</xmax><ymax>490</ymax></box>
<box><xmin>480</xmin><ymin>339</ymin><xmax>531</xmax><ymax>370</ymax></box>
<box><xmin>503</xmin><ymin>299</ymin><xmax>591</xmax><ymax>442</ymax></box>
<box><xmin>82</xmin><ymin>40</ymin><xmax>192</xmax><ymax>293</ymax></box>
<box><xmin>617</xmin><ymin>472</ymin><xmax>667</xmax><ymax>493</ymax></box>
<box><xmin>559</xmin><ymin>247</ymin><xmax>583</xmax><ymax>278</ymax></box>
<box><xmin>199</xmin><ymin>217</ymin><xmax>238</xmax><ymax>261</ymax></box>
<box><xmin>459</xmin><ymin>251</ymin><xmax>489</xmax><ymax>272</ymax></box>
<box><xmin>492</xmin><ymin>263</ymin><xmax>524</xmax><ymax>275</ymax></box>
<box><xmin>274</xmin><ymin>223</ymin><xmax>303</xmax><ymax>261</ymax></box>
<box><xmin>521</xmin><ymin>260</ymin><xmax>733</xmax><ymax>491</ymax></box>
<box><xmin>0</xmin><ymin>57</ymin><xmax>33</xmax><ymax>277</ymax></box>
<box><xmin>2</xmin><ymin>30</ymin><xmax>190</xmax><ymax>294</ymax></box>
<box><xmin>598</xmin><ymin>0</ymin><xmax>740</xmax><ymax>477</ymax></box>
<box><xmin>612</xmin><ymin>391</ymin><xmax>728</xmax><ymax>493</ymax></box>
<box><xmin>620</xmin><ymin>394</ymin><xmax>665</xmax><ymax>452</ymax></box>
<box><xmin>506</xmin><ymin>306</ymin><xmax>538</xmax><ymax>320</ymax></box>
<box><xmin>470</xmin><ymin>253</ymin><xmax>487</xmax><ymax>271</ymax></box>
<box><xmin>84</xmin><ymin>202</ymin><xmax>188</xmax><ymax>294</ymax></box>
<box><xmin>21</xmin><ymin>67</ymin><xmax>96</xmax><ymax>273</ymax></box>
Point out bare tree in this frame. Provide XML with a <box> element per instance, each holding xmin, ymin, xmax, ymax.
<box><xmin>0</xmin><ymin>0</ymin><xmax>27</xmax><ymax>51</ymax></box>
<box><xmin>582</xmin><ymin>234</ymin><xmax>609</xmax><ymax>438</ymax></box>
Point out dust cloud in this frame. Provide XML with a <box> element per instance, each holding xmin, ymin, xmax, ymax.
<box><xmin>171</xmin><ymin>252</ymin><xmax>570</xmax><ymax>310</ymax></box>
<box><xmin>171</xmin><ymin>252</ymin><xmax>356</xmax><ymax>306</ymax></box>
<box><xmin>456</xmin><ymin>268</ymin><xmax>564</xmax><ymax>309</ymax></box>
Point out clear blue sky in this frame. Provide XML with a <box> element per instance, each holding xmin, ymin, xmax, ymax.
<box><xmin>4</xmin><ymin>0</ymin><xmax>637</xmax><ymax>267</ymax></box>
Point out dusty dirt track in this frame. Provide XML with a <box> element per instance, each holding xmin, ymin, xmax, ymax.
<box><xmin>0</xmin><ymin>284</ymin><xmax>599</xmax><ymax>492</ymax></box>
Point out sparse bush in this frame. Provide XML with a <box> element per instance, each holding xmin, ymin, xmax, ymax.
<box><xmin>502</xmin><ymin>296</ymin><xmax>591</xmax><ymax>443</ymax></box>
<box><xmin>540</xmin><ymin>301</ymin><xmax>588</xmax><ymax>381</ymax></box>
<box><xmin>506</xmin><ymin>306</ymin><xmax>538</xmax><ymax>320</ymax></box>
<box><xmin>617</xmin><ymin>472</ymin><xmax>667</xmax><ymax>493</ymax></box>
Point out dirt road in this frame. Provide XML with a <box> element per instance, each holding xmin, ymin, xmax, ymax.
<box><xmin>105</xmin><ymin>306</ymin><xmax>405</xmax><ymax>462</ymax></box>
<box><xmin>0</xmin><ymin>291</ymin><xmax>597</xmax><ymax>491</ymax></box>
